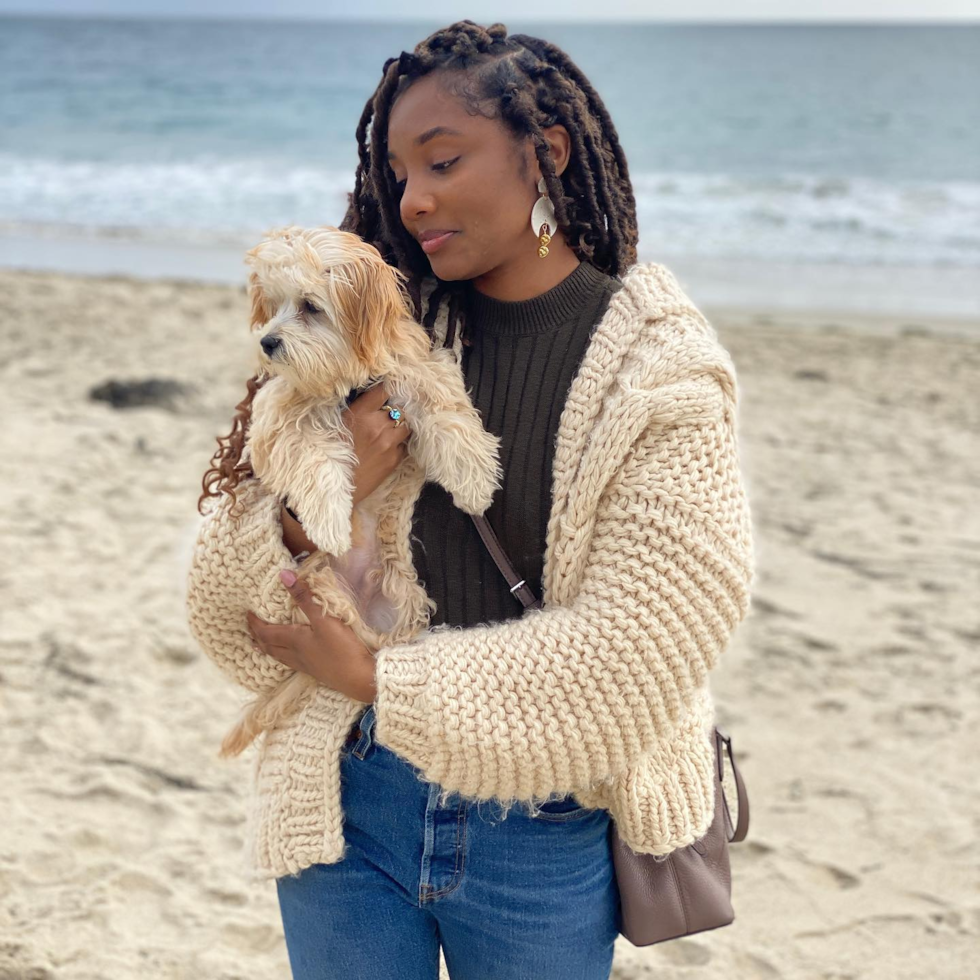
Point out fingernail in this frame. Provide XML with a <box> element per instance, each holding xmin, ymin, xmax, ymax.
<box><xmin>280</xmin><ymin>569</ymin><xmax>297</xmax><ymax>586</ymax></box>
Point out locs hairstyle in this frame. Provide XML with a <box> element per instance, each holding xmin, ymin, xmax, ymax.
<box><xmin>198</xmin><ymin>19</ymin><xmax>638</xmax><ymax>516</ymax></box>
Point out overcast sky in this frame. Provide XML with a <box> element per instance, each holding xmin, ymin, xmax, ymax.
<box><xmin>1</xmin><ymin>0</ymin><xmax>976</xmax><ymax>21</ymax></box>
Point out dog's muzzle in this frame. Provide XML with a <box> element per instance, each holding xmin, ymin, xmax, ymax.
<box><xmin>260</xmin><ymin>334</ymin><xmax>283</xmax><ymax>358</ymax></box>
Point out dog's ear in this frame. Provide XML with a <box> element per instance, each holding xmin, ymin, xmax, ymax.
<box><xmin>332</xmin><ymin>255</ymin><xmax>418</xmax><ymax>372</ymax></box>
<box><xmin>247</xmin><ymin>272</ymin><xmax>275</xmax><ymax>332</ymax></box>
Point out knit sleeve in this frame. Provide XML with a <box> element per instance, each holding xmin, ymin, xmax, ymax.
<box><xmin>185</xmin><ymin>477</ymin><xmax>296</xmax><ymax>695</ymax></box>
<box><xmin>372</xmin><ymin>370</ymin><xmax>755</xmax><ymax>803</ymax></box>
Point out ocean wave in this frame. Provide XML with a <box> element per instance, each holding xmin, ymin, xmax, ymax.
<box><xmin>1</xmin><ymin>154</ymin><xmax>977</xmax><ymax>267</ymax></box>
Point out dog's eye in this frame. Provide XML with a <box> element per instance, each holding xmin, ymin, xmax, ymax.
<box><xmin>301</xmin><ymin>299</ymin><xmax>322</xmax><ymax>317</ymax></box>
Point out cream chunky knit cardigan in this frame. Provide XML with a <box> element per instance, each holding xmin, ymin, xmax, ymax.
<box><xmin>185</xmin><ymin>261</ymin><xmax>755</xmax><ymax>882</ymax></box>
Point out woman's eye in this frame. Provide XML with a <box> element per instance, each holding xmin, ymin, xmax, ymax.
<box><xmin>301</xmin><ymin>299</ymin><xmax>321</xmax><ymax>316</ymax></box>
<box><xmin>394</xmin><ymin>157</ymin><xmax>460</xmax><ymax>189</ymax></box>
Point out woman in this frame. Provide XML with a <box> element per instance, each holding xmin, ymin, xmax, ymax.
<box><xmin>186</xmin><ymin>20</ymin><xmax>755</xmax><ymax>980</ymax></box>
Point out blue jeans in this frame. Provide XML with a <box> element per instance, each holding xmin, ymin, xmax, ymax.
<box><xmin>275</xmin><ymin>702</ymin><xmax>620</xmax><ymax>979</ymax></box>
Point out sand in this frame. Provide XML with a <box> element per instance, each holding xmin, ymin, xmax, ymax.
<box><xmin>0</xmin><ymin>267</ymin><xmax>977</xmax><ymax>979</ymax></box>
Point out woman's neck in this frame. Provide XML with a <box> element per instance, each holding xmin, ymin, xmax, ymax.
<box><xmin>469</xmin><ymin>242</ymin><xmax>582</xmax><ymax>302</ymax></box>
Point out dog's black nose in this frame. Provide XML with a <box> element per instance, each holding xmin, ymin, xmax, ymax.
<box><xmin>260</xmin><ymin>335</ymin><xmax>282</xmax><ymax>356</ymax></box>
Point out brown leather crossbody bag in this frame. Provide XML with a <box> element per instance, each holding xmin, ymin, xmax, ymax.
<box><xmin>469</xmin><ymin>512</ymin><xmax>751</xmax><ymax>947</ymax></box>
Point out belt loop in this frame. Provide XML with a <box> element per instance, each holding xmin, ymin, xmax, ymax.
<box><xmin>351</xmin><ymin>703</ymin><xmax>376</xmax><ymax>759</ymax></box>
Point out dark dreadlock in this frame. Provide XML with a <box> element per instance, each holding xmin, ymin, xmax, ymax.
<box><xmin>198</xmin><ymin>19</ymin><xmax>638</xmax><ymax>516</ymax></box>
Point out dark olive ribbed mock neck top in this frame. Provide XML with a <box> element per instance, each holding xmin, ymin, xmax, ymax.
<box><xmin>409</xmin><ymin>259</ymin><xmax>623</xmax><ymax>629</ymax></box>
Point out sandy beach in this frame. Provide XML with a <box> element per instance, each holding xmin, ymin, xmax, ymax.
<box><xmin>0</xmin><ymin>266</ymin><xmax>977</xmax><ymax>979</ymax></box>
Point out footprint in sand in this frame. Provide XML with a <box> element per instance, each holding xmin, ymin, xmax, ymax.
<box><xmin>799</xmin><ymin>857</ymin><xmax>862</xmax><ymax>891</ymax></box>
<box><xmin>220</xmin><ymin>921</ymin><xmax>284</xmax><ymax>954</ymax></box>
<box><xmin>202</xmin><ymin>885</ymin><xmax>249</xmax><ymax>907</ymax></box>
<box><xmin>656</xmin><ymin>939</ymin><xmax>712</xmax><ymax>966</ymax></box>
<box><xmin>111</xmin><ymin>869</ymin><xmax>174</xmax><ymax>897</ymax></box>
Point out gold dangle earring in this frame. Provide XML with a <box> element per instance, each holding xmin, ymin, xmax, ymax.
<box><xmin>530</xmin><ymin>176</ymin><xmax>557</xmax><ymax>258</ymax></box>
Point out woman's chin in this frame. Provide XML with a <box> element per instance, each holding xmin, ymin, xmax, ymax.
<box><xmin>427</xmin><ymin>256</ymin><xmax>464</xmax><ymax>280</ymax></box>
<box><xmin>425</xmin><ymin>240</ymin><xmax>469</xmax><ymax>279</ymax></box>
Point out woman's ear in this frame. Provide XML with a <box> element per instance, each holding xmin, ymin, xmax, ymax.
<box><xmin>540</xmin><ymin>124</ymin><xmax>572</xmax><ymax>179</ymax></box>
<box><xmin>246</xmin><ymin>272</ymin><xmax>275</xmax><ymax>331</ymax></box>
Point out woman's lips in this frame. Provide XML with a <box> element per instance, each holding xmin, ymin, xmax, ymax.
<box><xmin>420</xmin><ymin>231</ymin><xmax>457</xmax><ymax>255</ymax></box>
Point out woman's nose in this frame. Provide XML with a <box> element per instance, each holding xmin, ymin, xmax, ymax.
<box><xmin>399</xmin><ymin>182</ymin><xmax>435</xmax><ymax>226</ymax></box>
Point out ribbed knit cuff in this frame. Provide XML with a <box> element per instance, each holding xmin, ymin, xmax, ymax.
<box><xmin>372</xmin><ymin>642</ymin><xmax>434</xmax><ymax>767</ymax></box>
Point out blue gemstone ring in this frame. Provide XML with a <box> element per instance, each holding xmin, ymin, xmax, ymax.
<box><xmin>380</xmin><ymin>402</ymin><xmax>405</xmax><ymax>427</ymax></box>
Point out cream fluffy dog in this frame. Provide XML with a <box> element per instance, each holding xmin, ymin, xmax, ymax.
<box><xmin>218</xmin><ymin>224</ymin><xmax>501</xmax><ymax>757</ymax></box>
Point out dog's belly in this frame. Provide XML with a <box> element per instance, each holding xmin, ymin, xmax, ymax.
<box><xmin>328</xmin><ymin>500</ymin><xmax>400</xmax><ymax>634</ymax></box>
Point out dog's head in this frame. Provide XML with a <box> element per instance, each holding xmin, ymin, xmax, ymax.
<box><xmin>244</xmin><ymin>225</ymin><xmax>424</xmax><ymax>393</ymax></box>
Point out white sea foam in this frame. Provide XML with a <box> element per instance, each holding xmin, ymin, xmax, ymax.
<box><xmin>1</xmin><ymin>154</ymin><xmax>977</xmax><ymax>269</ymax></box>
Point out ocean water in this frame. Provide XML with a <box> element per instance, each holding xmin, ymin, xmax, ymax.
<box><xmin>1</xmin><ymin>16</ymin><xmax>978</xmax><ymax>274</ymax></box>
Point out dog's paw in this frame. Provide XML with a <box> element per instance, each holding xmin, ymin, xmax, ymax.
<box><xmin>450</xmin><ymin>478</ymin><xmax>498</xmax><ymax>514</ymax></box>
<box><xmin>451</xmin><ymin>462</ymin><xmax>502</xmax><ymax>514</ymax></box>
<box><xmin>304</xmin><ymin>515</ymin><xmax>353</xmax><ymax>558</ymax></box>
<box><xmin>452</xmin><ymin>430</ymin><xmax>503</xmax><ymax>513</ymax></box>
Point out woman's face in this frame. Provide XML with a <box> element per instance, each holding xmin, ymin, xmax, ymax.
<box><xmin>385</xmin><ymin>71</ymin><xmax>569</xmax><ymax>286</ymax></box>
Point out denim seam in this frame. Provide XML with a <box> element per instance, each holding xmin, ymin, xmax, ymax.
<box><xmin>423</xmin><ymin>801</ymin><xmax>468</xmax><ymax>901</ymax></box>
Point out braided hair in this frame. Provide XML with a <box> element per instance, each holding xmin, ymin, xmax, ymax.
<box><xmin>198</xmin><ymin>19</ymin><xmax>638</xmax><ymax>515</ymax></box>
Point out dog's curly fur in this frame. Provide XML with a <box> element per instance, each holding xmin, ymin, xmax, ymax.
<box><xmin>218</xmin><ymin>225</ymin><xmax>502</xmax><ymax>758</ymax></box>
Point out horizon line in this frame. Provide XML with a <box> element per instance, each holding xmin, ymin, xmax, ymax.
<box><xmin>0</xmin><ymin>11</ymin><xmax>977</xmax><ymax>26</ymax></box>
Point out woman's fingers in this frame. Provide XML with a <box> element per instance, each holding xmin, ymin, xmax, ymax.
<box><xmin>348</xmin><ymin>381</ymin><xmax>411</xmax><ymax>442</ymax></box>
<box><xmin>246</xmin><ymin>611</ymin><xmax>306</xmax><ymax>671</ymax></box>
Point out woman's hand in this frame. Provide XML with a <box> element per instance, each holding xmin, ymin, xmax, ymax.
<box><xmin>280</xmin><ymin>381</ymin><xmax>411</xmax><ymax>559</ymax></box>
<box><xmin>344</xmin><ymin>380</ymin><xmax>413</xmax><ymax>507</ymax></box>
<box><xmin>246</xmin><ymin>570</ymin><xmax>378</xmax><ymax>704</ymax></box>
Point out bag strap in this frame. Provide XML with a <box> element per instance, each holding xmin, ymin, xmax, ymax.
<box><xmin>468</xmin><ymin>512</ymin><xmax>750</xmax><ymax>843</ymax></box>
<box><xmin>714</xmin><ymin>726</ymin><xmax>750</xmax><ymax>843</ymax></box>
<box><xmin>469</xmin><ymin>513</ymin><xmax>542</xmax><ymax>611</ymax></box>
